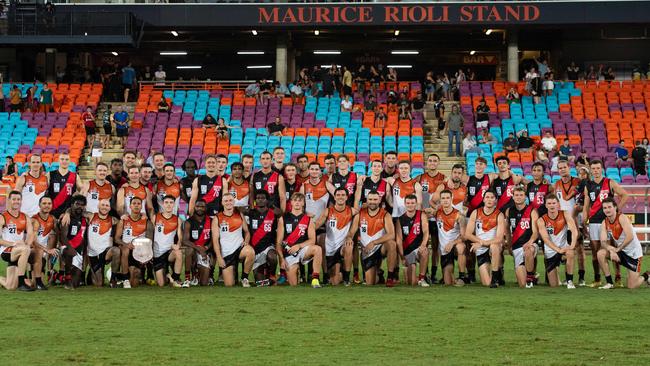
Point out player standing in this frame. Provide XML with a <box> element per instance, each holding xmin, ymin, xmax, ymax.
<box><xmin>396</xmin><ymin>195</ymin><xmax>430</xmax><ymax>287</ymax></box>
<box><xmin>15</xmin><ymin>154</ymin><xmax>49</xmax><ymax>217</ymax></box>
<box><xmin>505</xmin><ymin>186</ymin><xmax>539</xmax><ymax>288</ymax></box>
<box><xmin>152</xmin><ymin>196</ymin><xmax>184</xmax><ymax>287</ymax></box>
<box><xmin>436</xmin><ymin>190</ymin><xmax>467</xmax><ymax>285</ymax></box>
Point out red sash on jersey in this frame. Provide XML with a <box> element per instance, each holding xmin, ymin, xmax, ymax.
<box><xmin>511</xmin><ymin>206</ymin><xmax>533</xmax><ymax>249</ymax></box>
<box><xmin>52</xmin><ymin>172</ymin><xmax>76</xmax><ymax>210</ymax></box>
<box><xmin>496</xmin><ymin>176</ymin><xmax>514</xmax><ymax>210</ymax></box>
<box><xmin>265</xmin><ymin>172</ymin><xmax>279</xmax><ymax>194</ymax></box>
<box><xmin>251</xmin><ymin>210</ymin><xmax>275</xmax><ymax>247</ymax></box>
<box><xmin>376</xmin><ymin>179</ymin><xmax>387</xmax><ymax>197</ymax></box>
<box><xmin>203</xmin><ymin>177</ymin><xmax>223</xmax><ymax>204</ymax></box>
<box><xmin>469</xmin><ymin>175</ymin><xmax>490</xmax><ymax>211</ymax></box>
<box><xmin>402</xmin><ymin>211</ymin><xmax>422</xmax><ymax>250</ymax></box>
<box><xmin>345</xmin><ymin>172</ymin><xmax>357</xmax><ymax>195</ymax></box>
<box><xmin>530</xmin><ymin>184</ymin><xmax>550</xmax><ymax>209</ymax></box>
<box><xmin>68</xmin><ymin>217</ymin><xmax>87</xmax><ymax>251</ymax></box>
<box><xmin>284</xmin><ymin>215</ymin><xmax>311</xmax><ymax>247</ymax></box>
<box><xmin>589</xmin><ymin>178</ymin><xmax>610</xmax><ymax>218</ymax></box>
<box><xmin>195</xmin><ymin>216</ymin><xmax>212</xmax><ymax>247</ymax></box>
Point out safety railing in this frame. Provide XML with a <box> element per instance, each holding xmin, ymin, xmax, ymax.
<box><xmin>620</xmin><ymin>184</ymin><xmax>650</xmax><ymax>249</ymax></box>
<box><xmin>5</xmin><ymin>10</ymin><xmax>134</xmax><ymax>37</ymax></box>
<box><xmin>138</xmin><ymin>80</ymin><xmax>264</xmax><ymax>93</ymax></box>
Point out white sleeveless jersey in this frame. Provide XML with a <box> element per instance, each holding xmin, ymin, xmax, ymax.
<box><xmin>436</xmin><ymin>208</ymin><xmax>462</xmax><ymax>255</ymax></box>
<box><xmin>216</xmin><ymin>212</ymin><xmax>244</xmax><ymax>257</ymax></box>
<box><xmin>474</xmin><ymin>209</ymin><xmax>499</xmax><ymax>256</ymax></box>
<box><xmin>87</xmin><ymin>213</ymin><xmax>113</xmax><ymax>257</ymax></box>
<box><xmin>20</xmin><ymin>173</ymin><xmax>48</xmax><ymax>217</ymax></box>
<box><xmin>153</xmin><ymin>213</ymin><xmax>179</xmax><ymax>258</ymax></box>
<box><xmin>325</xmin><ymin>207</ymin><xmax>353</xmax><ymax>256</ymax></box>
<box><xmin>541</xmin><ymin>212</ymin><xmax>568</xmax><ymax>258</ymax></box>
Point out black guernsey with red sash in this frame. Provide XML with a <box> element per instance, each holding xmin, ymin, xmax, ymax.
<box><xmin>282</xmin><ymin>212</ymin><xmax>311</xmax><ymax>255</ymax></box>
<box><xmin>48</xmin><ymin>170</ymin><xmax>77</xmax><ymax>218</ymax></box>
<box><xmin>399</xmin><ymin>210</ymin><xmax>423</xmax><ymax>255</ymax></box>
<box><xmin>508</xmin><ymin>205</ymin><xmax>534</xmax><ymax>250</ymax></box>
<box><xmin>361</xmin><ymin>177</ymin><xmax>389</xmax><ymax>208</ymax></box>
<box><xmin>284</xmin><ymin>179</ymin><xmax>299</xmax><ymax>212</ymax></box>
<box><xmin>247</xmin><ymin>209</ymin><xmax>277</xmax><ymax>254</ymax></box>
<box><xmin>197</xmin><ymin>174</ymin><xmax>223</xmax><ymax>216</ymax></box>
<box><xmin>586</xmin><ymin>178</ymin><xmax>611</xmax><ymax>224</ymax></box>
<box><xmin>181</xmin><ymin>176</ymin><xmax>195</xmax><ymax>202</ymax></box>
<box><xmin>253</xmin><ymin>170</ymin><xmax>281</xmax><ymax>209</ymax></box>
<box><xmin>492</xmin><ymin>174</ymin><xmax>515</xmax><ymax>213</ymax></box>
<box><xmin>66</xmin><ymin>216</ymin><xmax>87</xmax><ymax>253</ymax></box>
<box><xmin>332</xmin><ymin>171</ymin><xmax>358</xmax><ymax>206</ymax></box>
<box><xmin>187</xmin><ymin>215</ymin><xmax>212</xmax><ymax>248</ymax></box>
<box><xmin>467</xmin><ymin>174</ymin><xmax>491</xmax><ymax>215</ymax></box>
<box><xmin>527</xmin><ymin>181</ymin><xmax>550</xmax><ymax>216</ymax></box>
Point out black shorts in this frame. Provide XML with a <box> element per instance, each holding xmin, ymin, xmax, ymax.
<box><xmin>116</xmin><ymin>128</ymin><xmax>128</xmax><ymax>137</ymax></box>
<box><xmin>441</xmin><ymin>251</ymin><xmax>455</xmax><ymax>269</ymax></box>
<box><xmin>477</xmin><ymin>250</ymin><xmax>491</xmax><ymax>267</ymax></box>
<box><xmin>429</xmin><ymin>221</ymin><xmax>438</xmax><ymax>243</ymax></box>
<box><xmin>85</xmin><ymin>126</ymin><xmax>95</xmax><ymax>136</ymax></box>
<box><xmin>361</xmin><ymin>247</ymin><xmax>383</xmax><ymax>272</ymax></box>
<box><xmin>438</xmin><ymin>119</ymin><xmax>446</xmax><ymax>131</ymax></box>
<box><xmin>619</xmin><ymin>251</ymin><xmax>642</xmax><ymax>273</ymax></box>
<box><xmin>89</xmin><ymin>248</ymin><xmax>111</xmax><ymax>273</ymax></box>
<box><xmin>153</xmin><ymin>250</ymin><xmax>172</xmax><ymax>272</ymax></box>
<box><xmin>103</xmin><ymin>124</ymin><xmax>112</xmax><ymax>135</ymax></box>
<box><xmin>221</xmin><ymin>246</ymin><xmax>242</xmax><ymax>269</ymax></box>
<box><xmin>326</xmin><ymin>247</ymin><xmax>344</xmax><ymax>270</ymax></box>
<box><xmin>316</xmin><ymin>227</ymin><xmax>326</xmax><ymax>237</ymax></box>
<box><xmin>128</xmin><ymin>252</ymin><xmax>145</xmax><ymax>268</ymax></box>
<box><xmin>1</xmin><ymin>248</ymin><xmax>17</xmax><ymax>267</ymax></box>
<box><xmin>545</xmin><ymin>253</ymin><xmax>563</xmax><ymax>273</ymax></box>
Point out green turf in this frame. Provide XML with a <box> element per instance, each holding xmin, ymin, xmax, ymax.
<box><xmin>2</xmin><ymin>257</ymin><xmax>650</xmax><ymax>366</ymax></box>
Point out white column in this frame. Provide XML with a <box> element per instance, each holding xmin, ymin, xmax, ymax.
<box><xmin>275</xmin><ymin>39</ymin><xmax>288</xmax><ymax>85</ymax></box>
<box><xmin>507</xmin><ymin>30</ymin><xmax>519</xmax><ymax>83</ymax></box>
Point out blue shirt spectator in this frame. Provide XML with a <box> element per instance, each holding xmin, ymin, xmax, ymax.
<box><xmin>114</xmin><ymin>110</ymin><xmax>129</xmax><ymax>129</ymax></box>
<box><xmin>122</xmin><ymin>63</ymin><xmax>136</xmax><ymax>86</ymax></box>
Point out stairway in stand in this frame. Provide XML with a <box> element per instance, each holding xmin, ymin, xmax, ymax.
<box><xmin>423</xmin><ymin>101</ymin><xmax>465</xmax><ymax>177</ymax></box>
<box><xmin>77</xmin><ymin>102</ymin><xmax>135</xmax><ymax>182</ymax></box>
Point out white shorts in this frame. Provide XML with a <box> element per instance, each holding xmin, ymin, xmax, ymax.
<box><xmin>588</xmin><ymin>223</ymin><xmax>602</xmax><ymax>242</ymax></box>
<box><xmin>91</xmin><ymin>149</ymin><xmax>103</xmax><ymax>158</ymax></box>
<box><xmin>577</xmin><ymin>213</ymin><xmax>584</xmax><ymax>229</ymax></box>
<box><xmin>73</xmin><ymin>253</ymin><xmax>83</xmax><ymax>271</ymax></box>
<box><xmin>284</xmin><ymin>246</ymin><xmax>313</xmax><ymax>268</ymax></box>
<box><xmin>476</xmin><ymin>120</ymin><xmax>488</xmax><ymax>129</ymax></box>
<box><xmin>253</xmin><ymin>247</ymin><xmax>273</xmax><ymax>270</ymax></box>
<box><xmin>196</xmin><ymin>253</ymin><xmax>212</xmax><ymax>268</ymax></box>
<box><xmin>405</xmin><ymin>248</ymin><xmax>420</xmax><ymax>266</ymax></box>
<box><xmin>325</xmin><ymin>240</ymin><xmax>343</xmax><ymax>257</ymax></box>
<box><xmin>512</xmin><ymin>246</ymin><xmax>537</xmax><ymax>267</ymax></box>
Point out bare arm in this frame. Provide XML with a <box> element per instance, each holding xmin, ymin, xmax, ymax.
<box><xmin>610</xmin><ymin>180</ymin><xmax>629</xmax><ymax>209</ymax></box>
<box><xmin>464</xmin><ymin>211</ymin><xmax>480</xmax><ymax>244</ymax></box>
<box><xmin>188</xmin><ymin>178</ymin><xmax>199</xmax><ymax>216</ymax></box>
<box><xmin>415</xmin><ymin>183</ymin><xmax>423</xmax><ymax>210</ymax></box>
<box><xmin>275</xmin><ymin>217</ymin><xmax>285</xmax><ymax>265</ymax></box>
<box><xmin>420</xmin><ymin>211</ymin><xmax>429</xmax><ymax>249</ymax></box>
<box><xmin>241</xmin><ymin>212</ymin><xmax>250</xmax><ymax>247</ymax></box>
<box><xmin>277</xmin><ymin>175</ymin><xmax>286</xmax><ymax>213</ymax></box>
<box><xmin>211</xmin><ymin>217</ymin><xmax>224</xmax><ymax>264</ymax></box>
<box><xmin>536</xmin><ymin>218</ymin><xmax>562</xmax><ymax>254</ymax></box>
<box><xmin>173</xmin><ymin>217</ymin><xmax>183</xmax><ymax>249</ymax></box>
<box><xmin>565</xmin><ymin>214</ymin><xmax>579</xmax><ymax>250</ymax></box>
<box><xmin>116</xmin><ymin>187</ymin><xmax>126</xmax><ymax>217</ymax></box>
<box><xmin>113</xmin><ymin>219</ymin><xmax>128</xmax><ymax>248</ymax></box>
<box><xmin>615</xmin><ymin>214</ymin><xmax>636</xmax><ymax>252</ymax></box>
<box><xmin>314</xmin><ymin>209</ymin><xmax>329</xmax><ymax>230</ymax></box>
<box><xmin>14</xmin><ymin>174</ymin><xmax>25</xmax><ymax>192</ymax></box>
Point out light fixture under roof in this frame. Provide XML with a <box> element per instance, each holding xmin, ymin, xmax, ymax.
<box><xmin>313</xmin><ymin>50</ymin><xmax>341</xmax><ymax>55</ymax></box>
<box><xmin>237</xmin><ymin>51</ymin><xmax>265</xmax><ymax>55</ymax></box>
<box><xmin>111</xmin><ymin>51</ymin><xmax>118</xmax><ymax>56</ymax></box>
<box><xmin>391</xmin><ymin>50</ymin><xmax>419</xmax><ymax>55</ymax></box>
<box><xmin>394</xmin><ymin>30</ymin><xmax>400</xmax><ymax>36</ymax></box>
<box><xmin>170</xmin><ymin>30</ymin><xmax>178</xmax><ymax>37</ymax></box>
<box><xmin>247</xmin><ymin>65</ymin><xmax>272</xmax><ymax>69</ymax></box>
<box><xmin>314</xmin><ymin>30</ymin><xmax>320</xmax><ymax>36</ymax></box>
<box><xmin>387</xmin><ymin>65</ymin><xmax>412</xmax><ymax>69</ymax></box>
<box><xmin>160</xmin><ymin>51</ymin><xmax>188</xmax><ymax>56</ymax></box>
<box><xmin>320</xmin><ymin>65</ymin><xmax>342</xmax><ymax>68</ymax></box>
<box><xmin>176</xmin><ymin>66</ymin><xmax>201</xmax><ymax>69</ymax></box>
<box><xmin>470</xmin><ymin>50</ymin><xmax>476</xmax><ymax>55</ymax></box>
<box><xmin>485</xmin><ymin>29</ymin><xmax>493</xmax><ymax>35</ymax></box>
<box><xmin>251</xmin><ymin>30</ymin><xmax>258</xmax><ymax>36</ymax></box>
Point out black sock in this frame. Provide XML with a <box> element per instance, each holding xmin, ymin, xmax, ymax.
<box><xmin>605</xmin><ymin>275</ymin><xmax>613</xmax><ymax>284</ymax></box>
<box><xmin>595</xmin><ymin>273</ymin><xmax>601</xmax><ymax>282</ymax></box>
<box><xmin>18</xmin><ymin>275</ymin><xmax>25</xmax><ymax>287</ymax></box>
<box><xmin>578</xmin><ymin>270</ymin><xmax>585</xmax><ymax>281</ymax></box>
<box><xmin>35</xmin><ymin>277</ymin><xmax>44</xmax><ymax>286</ymax></box>
<box><xmin>526</xmin><ymin>271</ymin><xmax>535</xmax><ymax>278</ymax></box>
<box><xmin>353</xmin><ymin>268</ymin><xmax>359</xmax><ymax>276</ymax></box>
<box><xmin>491</xmin><ymin>271</ymin><xmax>499</xmax><ymax>283</ymax></box>
<box><xmin>642</xmin><ymin>272</ymin><xmax>650</xmax><ymax>281</ymax></box>
<box><xmin>342</xmin><ymin>271</ymin><xmax>350</xmax><ymax>282</ymax></box>
<box><xmin>459</xmin><ymin>271</ymin><xmax>466</xmax><ymax>279</ymax></box>
<box><xmin>387</xmin><ymin>271</ymin><xmax>396</xmax><ymax>280</ymax></box>
<box><xmin>185</xmin><ymin>271</ymin><xmax>191</xmax><ymax>280</ymax></box>
<box><xmin>172</xmin><ymin>272</ymin><xmax>180</xmax><ymax>281</ymax></box>
<box><xmin>431</xmin><ymin>266</ymin><xmax>438</xmax><ymax>278</ymax></box>
<box><xmin>468</xmin><ymin>269</ymin><xmax>476</xmax><ymax>279</ymax></box>
<box><xmin>241</xmin><ymin>272</ymin><xmax>249</xmax><ymax>281</ymax></box>
<box><xmin>122</xmin><ymin>272</ymin><xmax>129</xmax><ymax>281</ymax></box>
<box><xmin>323</xmin><ymin>273</ymin><xmax>330</xmax><ymax>283</ymax></box>
<box><xmin>566</xmin><ymin>273</ymin><xmax>573</xmax><ymax>282</ymax></box>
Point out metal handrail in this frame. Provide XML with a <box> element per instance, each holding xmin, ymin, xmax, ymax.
<box><xmin>138</xmin><ymin>80</ymin><xmax>261</xmax><ymax>93</ymax></box>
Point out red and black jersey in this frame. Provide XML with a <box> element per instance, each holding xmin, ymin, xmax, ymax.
<box><xmin>526</xmin><ymin>181</ymin><xmax>550</xmax><ymax>216</ymax></box>
<box><xmin>284</xmin><ymin>179</ymin><xmax>299</xmax><ymax>212</ymax></box>
<box><xmin>398</xmin><ymin>210</ymin><xmax>423</xmax><ymax>255</ymax></box>
<box><xmin>467</xmin><ymin>174</ymin><xmax>491</xmax><ymax>215</ymax></box>
<box><xmin>48</xmin><ymin>170</ymin><xmax>77</xmax><ymax>218</ymax></box>
<box><xmin>107</xmin><ymin>174</ymin><xmax>128</xmax><ymax>191</ymax></box>
<box><xmin>65</xmin><ymin>215</ymin><xmax>87</xmax><ymax>253</ymax></box>
<box><xmin>586</xmin><ymin>178</ymin><xmax>611</xmax><ymax>224</ymax></box>
<box><xmin>492</xmin><ymin>174</ymin><xmax>515</xmax><ymax>213</ymax></box>
<box><xmin>360</xmin><ymin>176</ymin><xmax>390</xmax><ymax>208</ymax></box>
<box><xmin>252</xmin><ymin>169</ymin><xmax>282</xmax><ymax>209</ymax></box>
<box><xmin>246</xmin><ymin>209</ymin><xmax>277</xmax><ymax>254</ymax></box>
<box><xmin>282</xmin><ymin>212</ymin><xmax>310</xmax><ymax>250</ymax></box>
<box><xmin>196</xmin><ymin>174</ymin><xmax>224</xmax><ymax>216</ymax></box>
<box><xmin>331</xmin><ymin>171</ymin><xmax>358</xmax><ymax>207</ymax></box>
<box><xmin>186</xmin><ymin>215</ymin><xmax>212</xmax><ymax>248</ymax></box>
<box><xmin>508</xmin><ymin>205</ymin><xmax>534</xmax><ymax>250</ymax></box>
<box><xmin>180</xmin><ymin>175</ymin><xmax>195</xmax><ymax>202</ymax></box>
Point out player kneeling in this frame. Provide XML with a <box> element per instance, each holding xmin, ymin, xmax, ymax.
<box><xmin>597</xmin><ymin>198</ymin><xmax>650</xmax><ymax>289</ymax></box>
<box><xmin>397</xmin><ymin>195</ymin><xmax>429</xmax><ymax>287</ymax></box>
<box><xmin>465</xmin><ymin>190</ymin><xmax>506</xmax><ymax>288</ymax></box>
<box><xmin>182</xmin><ymin>200</ymin><xmax>213</xmax><ymax>287</ymax></box>
<box><xmin>115</xmin><ymin>197</ymin><xmax>154</xmax><ymax>288</ymax></box>
<box><xmin>537</xmin><ymin>193</ymin><xmax>579</xmax><ymax>288</ymax></box>
<box><xmin>315</xmin><ymin>188</ymin><xmax>358</xmax><ymax>286</ymax></box>
<box><xmin>213</xmin><ymin>194</ymin><xmax>254</xmax><ymax>287</ymax></box>
<box><xmin>152</xmin><ymin>196</ymin><xmax>184</xmax><ymax>287</ymax></box>
<box><xmin>358</xmin><ymin>191</ymin><xmax>398</xmax><ymax>286</ymax></box>
<box><xmin>86</xmin><ymin>199</ymin><xmax>120</xmax><ymax>287</ymax></box>
<box><xmin>436</xmin><ymin>190</ymin><xmax>467</xmax><ymax>286</ymax></box>
<box><xmin>276</xmin><ymin>193</ymin><xmax>322</xmax><ymax>288</ymax></box>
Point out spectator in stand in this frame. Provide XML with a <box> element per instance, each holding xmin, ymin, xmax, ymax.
<box><xmin>369</xmin><ymin>65</ymin><xmax>382</xmax><ymax>94</ymax></box>
<box><xmin>290</xmin><ymin>81</ymin><xmax>304</xmax><ymax>104</ymax></box>
<box><xmin>3</xmin><ymin>156</ymin><xmax>16</xmax><ymax>178</ymax></box>
<box><xmin>525</xmin><ymin>67</ymin><xmax>542</xmax><ymax>104</ymax></box>
<box><xmin>517</xmin><ymin>130</ymin><xmax>534</xmax><ymax>152</ymax></box>
<box><xmin>82</xmin><ymin>106</ymin><xmax>96</xmax><ymax>148</ymax></box>
<box><xmin>447</xmin><ymin>105</ymin><xmax>464</xmax><ymax>157</ymax></box>
<box><xmin>503</xmin><ymin>132</ymin><xmax>519</xmax><ymax>153</ymax></box>
<box><xmin>102</xmin><ymin>104</ymin><xmax>113</xmax><ymax>149</ymax></box>
<box><xmin>216</xmin><ymin>118</ymin><xmax>234</xmax><ymax>140</ymax></box>
<box><xmin>364</xmin><ymin>95</ymin><xmax>377</xmax><ymax>112</ymax></box>
<box><xmin>245</xmin><ymin>81</ymin><xmax>261</xmax><ymax>102</ymax></box>
<box><xmin>340</xmin><ymin>95</ymin><xmax>353</xmax><ymax>112</ymax></box>
<box><xmin>434</xmin><ymin>96</ymin><xmax>445</xmax><ymax>139</ymax></box>
<box><xmin>157</xmin><ymin>98</ymin><xmax>170</xmax><ymax>113</ymax></box>
<box><xmin>441</xmin><ymin>73</ymin><xmax>452</xmax><ymax>100</ymax></box>
<box><xmin>615</xmin><ymin>140</ymin><xmax>629</xmax><ymax>165</ymax></box>
<box><xmin>543</xmin><ymin>72</ymin><xmax>555</xmax><ymax>96</ymax></box>
<box><xmin>154</xmin><ymin>65</ymin><xmax>166</xmax><ymax>83</ymax></box>
<box><xmin>411</xmin><ymin>91</ymin><xmax>425</xmax><ymax>113</ymax></box>
<box><xmin>43</xmin><ymin>2</ymin><xmax>55</xmax><ymax>29</ymax></box>
<box><xmin>342</xmin><ymin>66</ymin><xmax>353</xmax><ymax>96</ymax></box>
<box><xmin>425</xmin><ymin>71</ymin><xmax>436</xmax><ymax>102</ymax></box>
<box><xmin>632</xmin><ymin>140</ymin><xmax>647</xmax><ymax>176</ymax></box>
<box><xmin>586</xmin><ymin>65</ymin><xmax>599</xmax><ymax>80</ymax></box>
<box><xmin>506</xmin><ymin>87</ymin><xmax>520</xmax><ymax>104</ymax></box>
<box><xmin>566</xmin><ymin>61</ymin><xmax>580</xmax><ymax>80</ymax></box>
<box><xmin>202</xmin><ymin>114</ymin><xmax>217</xmax><ymax>130</ymax></box>
<box><xmin>536</xmin><ymin>57</ymin><xmax>550</xmax><ymax>77</ymax></box>
<box><xmin>39</xmin><ymin>83</ymin><xmax>53</xmax><ymax>115</ymax></box>
<box><xmin>374</xmin><ymin>110</ymin><xmax>386</xmax><ymax>128</ymax></box>
<box><xmin>601</xmin><ymin>65</ymin><xmax>616</xmax><ymax>81</ymax></box>
<box><xmin>455</xmin><ymin>68</ymin><xmax>466</xmax><ymax>84</ymax></box>
<box><xmin>141</xmin><ymin>66</ymin><xmax>153</xmax><ymax>82</ymax></box>
<box><xmin>113</xmin><ymin>105</ymin><xmax>130</xmax><ymax>147</ymax></box>
<box><xmin>397</xmin><ymin>92</ymin><xmax>410</xmax><ymax>115</ymax></box>
<box><xmin>267</xmin><ymin>116</ymin><xmax>285</xmax><ymax>137</ymax></box>
<box><xmin>387</xmin><ymin>67</ymin><xmax>398</xmax><ymax>82</ymax></box>
<box><xmin>9</xmin><ymin>85</ymin><xmax>21</xmax><ymax>112</ymax></box>
<box><xmin>387</xmin><ymin>91</ymin><xmax>398</xmax><ymax>107</ymax></box>
<box><xmin>122</xmin><ymin>62</ymin><xmax>136</xmax><ymax>103</ymax></box>
<box><xmin>559</xmin><ymin>139</ymin><xmax>576</xmax><ymax>162</ymax></box>
<box><xmin>322</xmin><ymin>68</ymin><xmax>336</xmax><ymax>97</ymax></box>
<box><xmin>275</xmin><ymin>81</ymin><xmax>290</xmax><ymax>97</ymax></box>
<box><xmin>534</xmin><ymin>144</ymin><xmax>550</xmax><ymax>164</ymax></box>
<box><xmin>398</xmin><ymin>105</ymin><xmax>412</xmax><ymax>121</ymax></box>
<box><xmin>475</xmin><ymin>99</ymin><xmax>490</xmax><ymax>130</ymax></box>
<box><xmin>642</xmin><ymin>138</ymin><xmax>649</xmax><ymax>151</ymax></box>
<box><xmin>462</xmin><ymin>132</ymin><xmax>481</xmax><ymax>156</ymax></box>
<box><xmin>25</xmin><ymin>85</ymin><xmax>37</xmax><ymax>111</ymax></box>
<box><xmin>479</xmin><ymin>129</ymin><xmax>496</xmax><ymax>145</ymax></box>
<box><xmin>541</xmin><ymin>131</ymin><xmax>557</xmax><ymax>152</ymax></box>
<box><xmin>576</xmin><ymin>150</ymin><xmax>590</xmax><ymax>167</ymax></box>
<box><xmin>355</xmin><ymin>65</ymin><xmax>367</xmax><ymax>95</ymax></box>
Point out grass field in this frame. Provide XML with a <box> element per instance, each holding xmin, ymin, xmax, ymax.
<box><xmin>2</xmin><ymin>257</ymin><xmax>650</xmax><ymax>366</ymax></box>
